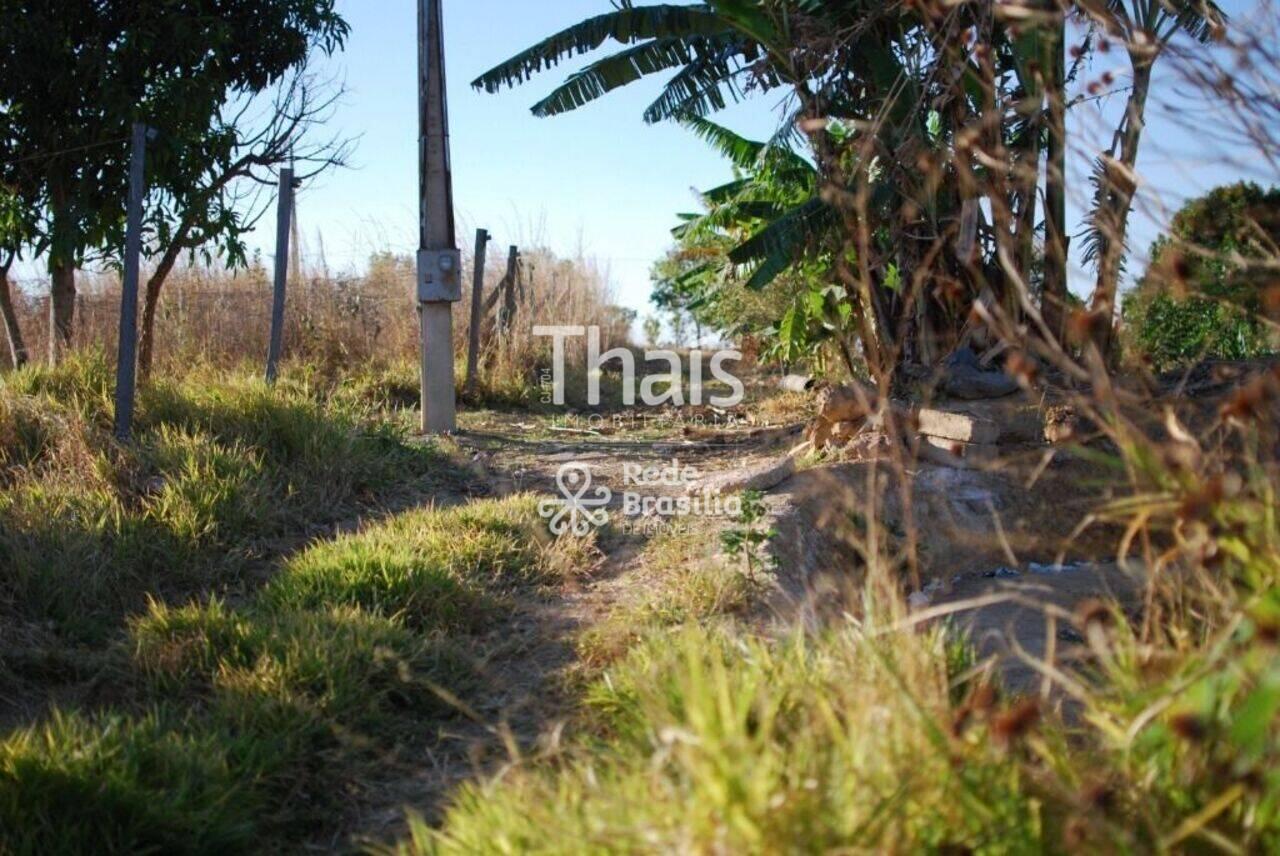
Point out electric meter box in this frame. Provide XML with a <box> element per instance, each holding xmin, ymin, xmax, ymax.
<box><xmin>417</xmin><ymin>249</ymin><xmax>463</xmax><ymax>302</ymax></box>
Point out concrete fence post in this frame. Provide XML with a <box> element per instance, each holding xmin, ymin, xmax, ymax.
<box><xmin>265</xmin><ymin>166</ymin><xmax>294</xmax><ymax>385</ymax></box>
<box><xmin>113</xmin><ymin>122</ymin><xmax>151</xmax><ymax>442</ymax></box>
<box><xmin>465</xmin><ymin>228</ymin><xmax>489</xmax><ymax>397</ymax></box>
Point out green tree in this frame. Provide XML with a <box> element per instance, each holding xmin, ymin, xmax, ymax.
<box><xmin>642</xmin><ymin>314</ymin><xmax>662</xmax><ymax>346</ymax></box>
<box><xmin>1123</xmin><ymin>182</ymin><xmax>1279</xmax><ymax>370</ymax></box>
<box><xmin>0</xmin><ymin>0</ymin><xmax>348</xmax><ymax>363</ymax></box>
<box><xmin>137</xmin><ymin>73</ymin><xmax>353</xmax><ymax>377</ymax></box>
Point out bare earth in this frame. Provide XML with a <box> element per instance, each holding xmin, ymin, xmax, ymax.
<box><xmin>344</xmin><ymin>415</ymin><xmax>1142</xmax><ymax>849</ymax></box>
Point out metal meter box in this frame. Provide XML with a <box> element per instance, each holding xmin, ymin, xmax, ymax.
<box><xmin>417</xmin><ymin>249</ymin><xmax>463</xmax><ymax>302</ymax></box>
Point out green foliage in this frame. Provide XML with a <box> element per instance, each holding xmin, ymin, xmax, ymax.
<box><xmin>648</xmin><ymin>116</ymin><xmax>858</xmax><ymax>370</ymax></box>
<box><xmin>1125</xmin><ymin>182</ymin><xmax>1279</xmax><ymax>370</ymax></box>
<box><xmin>411</xmin><ymin>622</ymin><xmax>1047</xmax><ymax>854</ymax></box>
<box><xmin>1128</xmin><ymin>293</ymin><xmax>1269</xmax><ymax>370</ymax></box>
<box><xmin>0</xmin><ymin>0</ymin><xmax>348</xmax><ymax>271</ymax></box>
<box><xmin>470</xmin><ymin>4</ymin><xmax>773</xmax><ymax>125</ymax></box>
<box><xmin>0</xmin><ymin>710</ymin><xmax>265</xmax><ymax>854</ymax></box>
<box><xmin>720</xmin><ymin>489</ymin><xmax>776</xmax><ymax>578</ymax></box>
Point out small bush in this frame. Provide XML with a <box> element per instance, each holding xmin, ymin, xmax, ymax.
<box><xmin>1124</xmin><ymin>182</ymin><xmax>1279</xmax><ymax>370</ymax></box>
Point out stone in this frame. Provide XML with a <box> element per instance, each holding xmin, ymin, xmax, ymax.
<box><xmin>942</xmin><ymin>348</ymin><xmax>1019</xmax><ymax>400</ymax></box>
<box><xmin>809</xmin><ymin>382</ymin><xmax>877</xmax><ymax>448</ymax></box>
<box><xmin>916</xmin><ymin>407</ymin><xmax>1002</xmax><ymax>444</ymax></box>
<box><xmin>690</xmin><ymin>455</ymin><xmax>796</xmax><ymax>496</ymax></box>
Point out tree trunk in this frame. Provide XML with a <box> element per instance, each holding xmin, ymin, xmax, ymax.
<box><xmin>47</xmin><ymin>188</ymin><xmax>76</xmax><ymax>365</ymax></box>
<box><xmin>0</xmin><ymin>260</ymin><xmax>29</xmax><ymax>369</ymax></box>
<box><xmin>1041</xmin><ymin>21</ymin><xmax>1069</xmax><ymax>345</ymax></box>
<box><xmin>138</xmin><ymin>241</ymin><xmax>185</xmax><ymax>380</ymax></box>
<box><xmin>1091</xmin><ymin>57</ymin><xmax>1154</xmax><ymax>359</ymax></box>
<box><xmin>48</xmin><ymin>260</ymin><xmax>75</xmax><ymax>365</ymax></box>
<box><xmin>1014</xmin><ymin>122</ymin><xmax>1042</xmax><ymax>309</ymax></box>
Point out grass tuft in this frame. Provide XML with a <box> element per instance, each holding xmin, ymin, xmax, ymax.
<box><xmin>0</xmin><ymin>709</ymin><xmax>263</xmax><ymax>855</ymax></box>
<box><xmin>262</xmin><ymin>497</ymin><xmax>553</xmax><ymax>631</ymax></box>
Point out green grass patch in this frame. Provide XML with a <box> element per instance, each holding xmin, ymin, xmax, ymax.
<box><xmin>2</xmin><ymin>491</ymin><xmax>559</xmax><ymax>851</ymax></box>
<box><xmin>415</xmin><ymin>623</ymin><xmax>1045</xmax><ymax>854</ymax></box>
<box><xmin>0</xmin><ymin>709</ymin><xmax>266</xmax><ymax>855</ymax></box>
<box><xmin>577</xmin><ymin>523</ymin><xmax>754</xmax><ymax>669</ymax></box>
<box><xmin>131</xmin><ymin>599</ymin><xmax>476</xmax><ymax>732</ymax></box>
<box><xmin>262</xmin><ymin>497</ymin><xmax>555</xmax><ymax>631</ymax></box>
<box><xmin>0</xmin><ymin>355</ymin><xmax>571</xmax><ymax>850</ymax></box>
<box><xmin>0</xmin><ymin>354</ymin><xmax>461</xmax><ymax>643</ymax></box>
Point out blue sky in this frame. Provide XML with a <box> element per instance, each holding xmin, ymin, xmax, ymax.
<box><xmin>262</xmin><ymin>0</ymin><xmax>1272</xmax><ymax>321</ymax></box>
<box><xmin>279</xmin><ymin>0</ymin><xmax>780</xmax><ymax>321</ymax></box>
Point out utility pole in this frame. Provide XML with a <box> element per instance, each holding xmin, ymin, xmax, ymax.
<box><xmin>417</xmin><ymin>0</ymin><xmax>461</xmax><ymax>433</ymax></box>
<box><xmin>265</xmin><ymin>165</ymin><xmax>294</xmax><ymax>385</ymax></box>
<box><xmin>113</xmin><ymin>122</ymin><xmax>151</xmax><ymax>442</ymax></box>
<box><xmin>465</xmin><ymin>228</ymin><xmax>490</xmax><ymax>398</ymax></box>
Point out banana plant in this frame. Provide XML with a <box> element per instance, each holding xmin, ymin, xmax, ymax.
<box><xmin>472</xmin><ymin>2</ymin><xmax>790</xmax><ymax>125</ymax></box>
<box><xmin>1076</xmin><ymin>0</ymin><xmax>1226</xmax><ymax>358</ymax></box>
<box><xmin>475</xmin><ymin>1</ymin><xmax>1088</xmax><ymax>381</ymax></box>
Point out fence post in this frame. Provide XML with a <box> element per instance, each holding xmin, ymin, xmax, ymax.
<box><xmin>113</xmin><ymin>122</ymin><xmax>150</xmax><ymax>442</ymax></box>
<box><xmin>265</xmin><ymin>166</ymin><xmax>294</xmax><ymax>384</ymax></box>
<box><xmin>465</xmin><ymin>228</ymin><xmax>490</xmax><ymax>397</ymax></box>
<box><xmin>500</xmin><ymin>245</ymin><xmax>518</xmax><ymax>331</ymax></box>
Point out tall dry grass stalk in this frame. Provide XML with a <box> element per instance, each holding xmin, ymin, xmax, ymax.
<box><xmin>2</xmin><ymin>242</ymin><xmax>629</xmax><ymax>397</ymax></box>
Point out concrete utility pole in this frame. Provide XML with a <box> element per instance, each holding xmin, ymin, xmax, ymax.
<box><xmin>265</xmin><ymin>165</ymin><xmax>294</xmax><ymax>385</ymax></box>
<box><xmin>417</xmin><ymin>0</ymin><xmax>461</xmax><ymax>433</ymax></box>
<box><xmin>465</xmin><ymin>228</ymin><xmax>490</xmax><ymax>398</ymax></box>
<box><xmin>113</xmin><ymin>122</ymin><xmax>151</xmax><ymax>442</ymax></box>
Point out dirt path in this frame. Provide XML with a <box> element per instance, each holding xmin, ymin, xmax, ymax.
<box><xmin>343</xmin><ymin>417</ymin><xmax>1140</xmax><ymax>848</ymax></box>
<box><xmin>344</xmin><ymin>425</ymin><xmax>798</xmax><ymax>849</ymax></box>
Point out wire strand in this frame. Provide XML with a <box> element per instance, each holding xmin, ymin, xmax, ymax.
<box><xmin>0</xmin><ymin>136</ymin><xmax>131</xmax><ymax>169</ymax></box>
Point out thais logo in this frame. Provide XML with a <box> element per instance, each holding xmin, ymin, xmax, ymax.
<box><xmin>534</xmin><ymin>326</ymin><xmax>744</xmax><ymax>408</ymax></box>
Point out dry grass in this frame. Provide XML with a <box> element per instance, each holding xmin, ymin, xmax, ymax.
<box><xmin>4</xmin><ymin>244</ymin><xmax>629</xmax><ymax>406</ymax></box>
